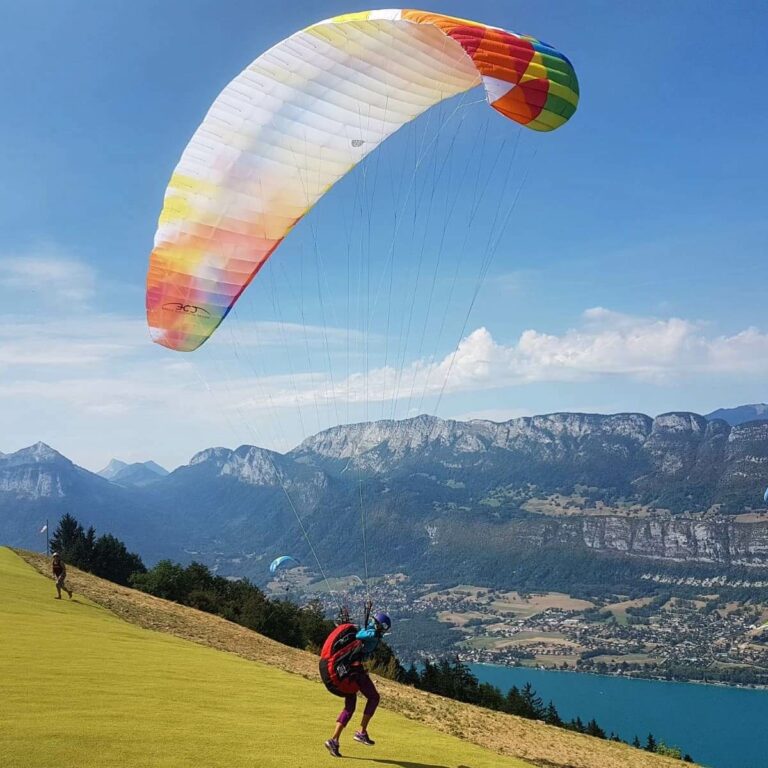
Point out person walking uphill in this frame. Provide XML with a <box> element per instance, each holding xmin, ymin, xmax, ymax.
<box><xmin>51</xmin><ymin>552</ymin><xmax>72</xmax><ymax>600</ymax></box>
<box><xmin>321</xmin><ymin>601</ymin><xmax>392</xmax><ymax>758</ymax></box>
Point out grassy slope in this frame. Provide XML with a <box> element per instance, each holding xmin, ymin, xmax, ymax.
<box><xmin>4</xmin><ymin>549</ymin><xmax>693</xmax><ymax>768</ymax></box>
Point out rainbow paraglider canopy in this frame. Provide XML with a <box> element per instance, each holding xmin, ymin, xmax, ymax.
<box><xmin>146</xmin><ymin>9</ymin><xmax>579</xmax><ymax>352</ymax></box>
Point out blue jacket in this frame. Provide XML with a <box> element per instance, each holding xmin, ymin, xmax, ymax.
<box><xmin>355</xmin><ymin>621</ymin><xmax>381</xmax><ymax>660</ymax></box>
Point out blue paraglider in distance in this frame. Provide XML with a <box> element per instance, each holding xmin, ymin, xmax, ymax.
<box><xmin>764</xmin><ymin>487</ymin><xmax>768</xmax><ymax>504</ymax></box>
<box><xmin>269</xmin><ymin>555</ymin><xmax>300</xmax><ymax>575</ymax></box>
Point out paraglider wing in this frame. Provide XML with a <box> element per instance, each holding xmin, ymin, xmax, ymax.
<box><xmin>146</xmin><ymin>9</ymin><xmax>578</xmax><ymax>351</ymax></box>
<box><xmin>763</xmin><ymin>487</ymin><xmax>768</xmax><ymax>504</ymax></box>
<box><xmin>269</xmin><ymin>555</ymin><xmax>300</xmax><ymax>575</ymax></box>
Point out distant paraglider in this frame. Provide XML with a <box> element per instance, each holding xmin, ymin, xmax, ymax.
<box><xmin>269</xmin><ymin>555</ymin><xmax>300</xmax><ymax>576</ymax></box>
<box><xmin>763</xmin><ymin>487</ymin><xmax>768</xmax><ymax>505</ymax></box>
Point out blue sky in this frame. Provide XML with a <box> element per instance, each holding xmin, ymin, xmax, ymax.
<box><xmin>2</xmin><ymin>1</ymin><xmax>767</xmax><ymax>470</ymax></box>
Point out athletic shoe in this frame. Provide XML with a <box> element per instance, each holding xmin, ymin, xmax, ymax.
<box><xmin>354</xmin><ymin>731</ymin><xmax>375</xmax><ymax>746</ymax></box>
<box><xmin>325</xmin><ymin>739</ymin><xmax>342</xmax><ymax>758</ymax></box>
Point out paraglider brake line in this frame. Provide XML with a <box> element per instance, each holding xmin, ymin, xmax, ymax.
<box><xmin>274</xmin><ymin>476</ymin><xmax>344</xmax><ymax>614</ymax></box>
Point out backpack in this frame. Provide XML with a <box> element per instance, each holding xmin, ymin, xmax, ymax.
<box><xmin>319</xmin><ymin>623</ymin><xmax>364</xmax><ymax>696</ymax></box>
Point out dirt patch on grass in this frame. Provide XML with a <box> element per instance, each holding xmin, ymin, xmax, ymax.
<box><xmin>18</xmin><ymin>550</ymin><xmax>694</xmax><ymax>768</ymax></box>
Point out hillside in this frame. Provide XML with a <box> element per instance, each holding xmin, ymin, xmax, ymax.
<box><xmin>7</xmin><ymin>547</ymin><xmax>693</xmax><ymax>768</ymax></box>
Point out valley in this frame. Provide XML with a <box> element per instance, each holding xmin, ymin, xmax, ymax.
<box><xmin>286</xmin><ymin>573</ymin><xmax>768</xmax><ymax>686</ymax></box>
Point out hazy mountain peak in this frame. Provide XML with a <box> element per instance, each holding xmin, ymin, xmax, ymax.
<box><xmin>143</xmin><ymin>461</ymin><xmax>169</xmax><ymax>477</ymax></box>
<box><xmin>189</xmin><ymin>447</ymin><xmax>233</xmax><ymax>466</ymax></box>
<box><xmin>0</xmin><ymin>442</ymin><xmax>73</xmax><ymax>499</ymax></box>
<box><xmin>187</xmin><ymin>444</ymin><xmax>288</xmax><ymax>486</ymax></box>
<box><xmin>706</xmin><ymin>404</ymin><xmax>768</xmax><ymax>427</ymax></box>
<box><xmin>98</xmin><ymin>458</ymin><xmax>169</xmax><ymax>486</ymax></box>
<box><xmin>98</xmin><ymin>458</ymin><xmax>129</xmax><ymax>480</ymax></box>
<box><xmin>5</xmin><ymin>442</ymin><xmax>66</xmax><ymax>464</ymax></box>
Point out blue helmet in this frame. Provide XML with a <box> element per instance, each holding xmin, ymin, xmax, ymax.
<box><xmin>373</xmin><ymin>611</ymin><xmax>391</xmax><ymax>632</ymax></box>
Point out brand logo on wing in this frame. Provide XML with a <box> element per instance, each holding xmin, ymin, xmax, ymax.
<box><xmin>162</xmin><ymin>302</ymin><xmax>212</xmax><ymax>318</ymax></box>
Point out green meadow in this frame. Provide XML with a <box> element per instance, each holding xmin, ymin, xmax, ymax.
<box><xmin>0</xmin><ymin>547</ymin><xmax>532</xmax><ymax>768</ymax></box>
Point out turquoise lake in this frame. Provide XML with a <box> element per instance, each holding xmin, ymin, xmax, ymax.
<box><xmin>470</xmin><ymin>664</ymin><xmax>767</xmax><ymax>768</ymax></box>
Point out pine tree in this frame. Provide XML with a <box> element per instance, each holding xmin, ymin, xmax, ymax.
<box><xmin>585</xmin><ymin>719</ymin><xmax>606</xmax><ymax>739</ymax></box>
<box><xmin>520</xmin><ymin>682</ymin><xmax>545</xmax><ymax>719</ymax></box>
<box><xmin>632</xmin><ymin>735</ymin><xmax>641</xmax><ymax>748</ymax></box>
<box><xmin>420</xmin><ymin>659</ymin><xmax>439</xmax><ymax>693</ymax></box>
<box><xmin>504</xmin><ymin>685</ymin><xmax>524</xmax><ymax>716</ymax></box>
<box><xmin>403</xmin><ymin>663</ymin><xmax>420</xmax><ymax>686</ymax></box>
<box><xmin>50</xmin><ymin>514</ymin><xmax>85</xmax><ymax>560</ymax></box>
<box><xmin>544</xmin><ymin>702</ymin><xmax>562</xmax><ymax>726</ymax></box>
<box><xmin>91</xmin><ymin>534</ymin><xmax>145</xmax><ymax>586</ymax></box>
<box><xmin>477</xmin><ymin>682</ymin><xmax>504</xmax><ymax>711</ymax></box>
<box><xmin>71</xmin><ymin>526</ymin><xmax>96</xmax><ymax>571</ymax></box>
<box><xmin>645</xmin><ymin>733</ymin><xmax>657</xmax><ymax>752</ymax></box>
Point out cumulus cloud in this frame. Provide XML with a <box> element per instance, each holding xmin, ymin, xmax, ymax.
<box><xmin>177</xmin><ymin>307</ymin><xmax>768</xmax><ymax>419</ymax></box>
<box><xmin>422</xmin><ymin>308</ymin><xmax>768</xmax><ymax>391</ymax></box>
<box><xmin>295</xmin><ymin>308</ymin><xmax>768</xmax><ymax>407</ymax></box>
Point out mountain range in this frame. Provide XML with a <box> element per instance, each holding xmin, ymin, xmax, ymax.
<box><xmin>3</xmin><ymin>405</ymin><xmax>768</xmax><ymax>589</ymax></box>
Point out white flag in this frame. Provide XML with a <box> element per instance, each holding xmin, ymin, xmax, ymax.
<box><xmin>39</xmin><ymin>524</ymin><xmax>47</xmax><ymax>534</ymax></box>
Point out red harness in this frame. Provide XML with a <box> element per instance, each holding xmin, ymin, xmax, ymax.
<box><xmin>319</xmin><ymin>623</ymin><xmax>364</xmax><ymax>696</ymax></box>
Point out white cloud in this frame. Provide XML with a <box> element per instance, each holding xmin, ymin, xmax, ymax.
<box><xmin>0</xmin><ymin>246</ymin><xmax>96</xmax><ymax>307</ymax></box>
<box><xmin>0</xmin><ymin>312</ymin><xmax>370</xmax><ymax>370</ymax></box>
<box><xmin>511</xmin><ymin>308</ymin><xmax>768</xmax><ymax>380</ymax></box>
<box><xmin>171</xmin><ymin>308</ymin><xmax>768</xmax><ymax>419</ymax></box>
<box><xmin>13</xmin><ymin>306</ymin><xmax>765</xmax><ymax>414</ymax></box>
<box><xmin>0</xmin><ymin>315</ymin><xmax>146</xmax><ymax>368</ymax></box>
<box><xmin>291</xmin><ymin>308</ymin><xmax>768</xmax><ymax>406</ymax></box>
<box><xmin>221</xmin><ymin>319</ymin><xmax>370</xmax><ymax>348</ymax></box>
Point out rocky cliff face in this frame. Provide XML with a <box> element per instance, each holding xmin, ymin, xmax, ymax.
<box><xmin>0</xmin><ymin>443</ymin><xmax>81</xmax><ymax>499</ymax></box>
<box><xmin>574</xmin><ymin>515</ymin><xmax>768</xmax><ymax>566</ymax></box>
<box><xmin>293</xmin><ymin>412</ymin><xmax>768</xmax><ymax>511</ymax></box>
<box><xmin>292</xmin><ymin>412</ymin><xmax>656</xmax><ymax>469</ymax></box>
<box><xmin>186</xmin><ymin>444</ymin><xmax>328</xmax><ymax>502</ymax></box>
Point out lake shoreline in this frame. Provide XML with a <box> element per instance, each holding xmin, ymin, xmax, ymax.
<box><xmin>492</xmin><ymin>660</ymin><xmax>768</xmax><ymax>692</ymax></box>
<box><xmin>470</xmin><ymin>660</ymin><xmax>768</xmax><ymax>768</ymax></box>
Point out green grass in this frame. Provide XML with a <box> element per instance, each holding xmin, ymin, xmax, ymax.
<box><xmin>0</xmin><ymin>548</ymin><xmax>533</xmax><ymax>768</ymax></box>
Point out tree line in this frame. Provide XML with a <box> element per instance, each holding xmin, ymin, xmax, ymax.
<box><xmin>50</xmin><ymin>513</ymin><xmax>146</xmax><ymax>586</ymax></box>
<box><xmin>401</xmin><ymin>657</ymin><xmax>693</xmax><ymax>762</ymax></box>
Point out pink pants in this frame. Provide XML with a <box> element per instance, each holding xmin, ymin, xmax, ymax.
<box><xmin>337</xmin><ymin>672</ymin><xmax>380</xmax><ymax>726</ymax></box>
